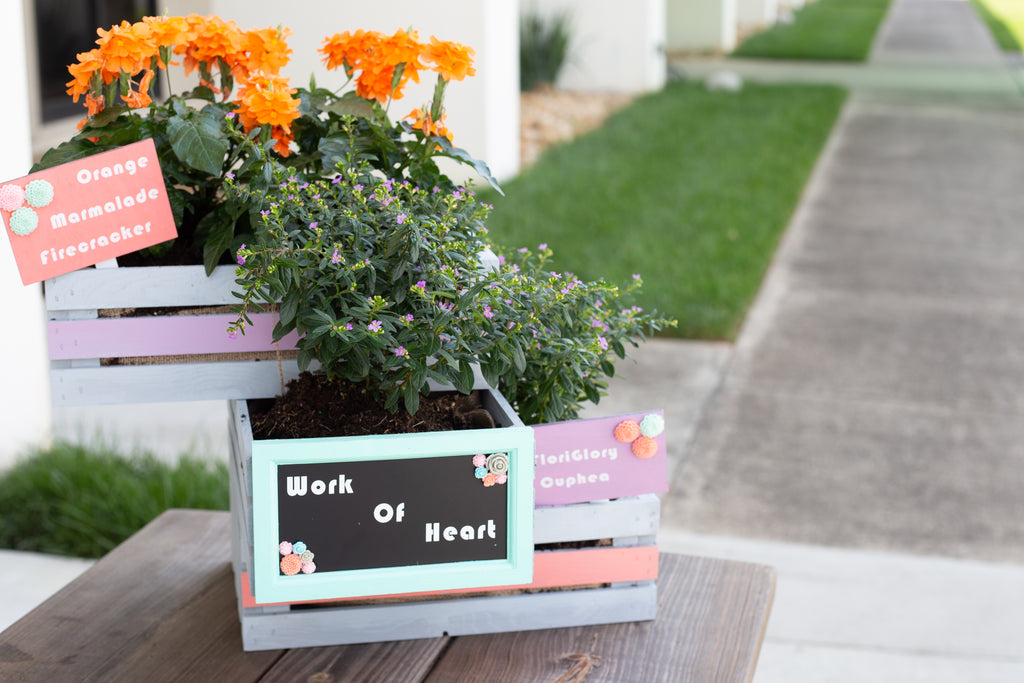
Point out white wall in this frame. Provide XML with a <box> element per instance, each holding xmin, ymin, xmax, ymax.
<box><xmin>181</xmin><ymin>0</ymin><xmax>522</xmax><ymax>183</ymax></box>
<box><xmin>737</xmin><ymin>0</ymin><xmax>780</xmax><ymax>31</ymax></box>
<box><xmin>0</xmin><ymin>0</ymin><xmax>51</xmax><ymax>470</ymax></box>
<box><xmin>522</xmin><ymin>0</ymin><xmax>666</xmax><ymax>93</ymax></box>
<box><xmin>666</xmin><ymin>0</ymin><xmax>738</xmax><ymax>53</ymax></box>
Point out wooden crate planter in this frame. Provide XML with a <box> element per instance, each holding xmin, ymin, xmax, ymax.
<box><xmin>44</xmin><ymin>249</ymin><xmax>501</xmax><ymax>407</ymax></box>
<box><xmin>228</xmin><ymin>389</ymin><xmax>660</xmax><ymax>651</ymax></box>
<box><xmin>44</xmin><ymin>264</ymin><xmax>301</xmax><ymax>407</ymax></box>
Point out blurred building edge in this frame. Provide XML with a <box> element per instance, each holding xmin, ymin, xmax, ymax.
<box><xmin>523</xmin><ymin>0</ymin><xmax>668</xmax><ymax>94</ymax></box>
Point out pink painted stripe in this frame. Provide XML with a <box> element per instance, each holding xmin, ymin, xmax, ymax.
<box><xmin>240</xmin><ymin>545</ymin><xmax>659</xmax><ymax>608</ymax></box>
<box><xmin>47</xmin><ymin>312</ymin><xmax>299</xmax><ymax>360</ymax></box>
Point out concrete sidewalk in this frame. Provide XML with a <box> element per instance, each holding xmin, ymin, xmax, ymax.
<box><xmin>657</xmin><ymin>0</ymin><xmax>1024</xmax><ymax>679</ymax></box>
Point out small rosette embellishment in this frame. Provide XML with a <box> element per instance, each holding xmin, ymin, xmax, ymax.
<box><xmin>472</xmin><ymin>453</ymin><xmax>509</xmax><ymax>486</ymax></box>
<box><xmin>615</xmin><ymin>413</ymin><xmax>664</xmax><ymax>459</ymax></box>
<box><xmin>486</xmin><ymin>452</ymin><xmax>509</xmax><ymax>476</ymax></box>
<box><xmin>279</xmin><ymin>539</ymin><xmax>316</xmax><ymax>575</ymax></box>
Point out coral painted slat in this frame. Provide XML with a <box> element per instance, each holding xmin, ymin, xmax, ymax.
<box><xmin>240</xmin><ymin>545</ymin><xmax>659</xmax><ymax>608</ymax></box>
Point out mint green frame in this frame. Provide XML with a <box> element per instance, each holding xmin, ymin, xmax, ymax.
<box><xmin>251</xmin><ymin>426</ymin><xmax>535</xmax><ymax>604</ymax></box>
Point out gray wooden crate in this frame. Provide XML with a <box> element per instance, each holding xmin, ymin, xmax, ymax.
<box><xmin>228</xmin><ymin>396</ymin><xmax>659</xmax><ymax>651</ymax></box>
<box><xmin>45</xmin><ymin>264</ymin><xmax>303</xmax><ymax>406</ymax></box>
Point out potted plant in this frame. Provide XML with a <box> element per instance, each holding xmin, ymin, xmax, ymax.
<box><xmin>37</xmin><ymin>17</ymin><xmax>500</xmax><ymax>407</ymax></box>
<box><xmin>29</xmin><ymin>14</ymin><xmax>678</xmax><ymax>648</ymax></box>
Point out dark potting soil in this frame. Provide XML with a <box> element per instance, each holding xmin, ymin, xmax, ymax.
<box><xmin>250</xmin><ymin>372</ymin><xmax>496</xmax><ymax>440</ymax></box>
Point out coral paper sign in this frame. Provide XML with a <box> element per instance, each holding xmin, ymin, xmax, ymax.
<box><xmin>0</xmin><ymin>138</ymin><xmax>176</xmax><ymax>285</ymax></box>
<box><xmin>532</xmin><ymin>410</ymin><xmax>668</xmax><ymax>506</ymax></box>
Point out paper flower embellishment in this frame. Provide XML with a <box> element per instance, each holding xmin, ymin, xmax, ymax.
<box><xmin>280</xmin><ymin>553</ymin><xmax>302</xmax><ymax>576</ymax></box>
<box><xmin>9</xmin><ymin>208</ymin><xmax>38</xmax><ymax>236</ymax></box>
<box><xmin>280</xmin><ymin>539</ymin><xmax>317</xmax><ymax>575</ymax></box>
<box><xmin>613</xmin><ymin>420</ymin><xmax>640</xmax><ymax>442</ymax></box>
<box><xmin>472</xmin><ymin>453</ymin><xmax>509</xmax><ymax>486</ymax></box>
<box><xmin>0</xmin><ymin>184</ymin><xmax>24</xmax><ymax>212</ymax></box>
<box><xmin>632</xmin><ymin>436</ymin><xmax>658</xmax><ymax>459</ymax></box>
<box><xmin>486</xmin><ymin>452</ymin><xmax>509</xmax><ymax>475</ymax></box>
<box><xmin>24</xmin><ymin>180</ymin><xmax>54</xmax><ymax>208</ymax></box>
<box><xmin>639</xmin><ymin>414</ymin><xmax>664</xmax><ymax>438</ymax></box>
<box><xmin>615</xmin><ymin>414</ymin><xmax>663</xmax><ymax>459</ymax></box>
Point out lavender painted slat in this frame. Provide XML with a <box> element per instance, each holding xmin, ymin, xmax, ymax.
<box><xmin>47</xmin><ymin>313</ymin><xmax>299</xmax><ymax>359</ymax></box>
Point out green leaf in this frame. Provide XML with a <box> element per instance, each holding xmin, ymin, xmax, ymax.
<box><xmin>433</xmin><ymin>136</ymin><xmax>504</xmax><ymax>195</ymax></box>
<box><xmin>323</xmin><ymin>93</ymin><xmax>377</xmax><ymax>119</ymax></box>
<box><xmin>31</xmin><ymin>139</ymin><xmax>100</xmax><ymax>172</ymax></box>
<box><xmin>318</xmin><ymin>136</ymin><xmax>353</xmax><ymax>173</ymax></box>
<box><xmin>279</xmin><ymin>289</ymin><xmax>300</xmax><ymax>328</ymax></box>
<box><xmin>296</xmin><ymin>347</ymin><xmax>314</xmax><ymax>372</ymax></box>
<box><xmin>510</xmin><ymin>341</ymin><xmax>526</xmax><ymax>375</ymax></box>
<box><xmin>403</xmin><ymin>382</ymin><xmax>420</xmax><ymax>415</ymax></box>
<box><xmin>456</xmin><ymin>360</ymin><xmax>475</xmax><ymax>394</ymax></box>
<box><xmin>199</xmin><ymin>203</ymin><xmax>243</xmax><ymax>275</ymax></box>
<box><xmin>168</xmin><ymin>107</ymin><xmax>229</xmax><ymax>176</ymax></box>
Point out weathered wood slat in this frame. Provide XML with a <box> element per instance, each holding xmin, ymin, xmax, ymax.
<box><xmin>258</xmin><ymin>640</ymin><xmax>449</xmax><ymax>683</ymax></box>
<box><xmin>534</xmin><ymin>495</ymin><xmax>660</xmax><ymax>544</ymax></box>
<box><xmin>0</xmin><ymin>511</ymin><xmax>773</xmax><ymax>682</ymax></box>
<box><xmin>241</xmin><ymin>583</ymin><xmax>657</xmax><ymax>651</ymax></box>
<box><xmin>44</xmin><ymin>264</ymin><xmax>239</xmax><ymax>310</ymax></box>
<box><xmin>420</xmin><ymin>553</ymin><xmax>776</xmax><ymax>683</ymax></box>
<box><xmin>47</xmin><ymin>312</ymin><xmax>299</xmax><ymax>359</ymax></box>
<box><xmin>50</xmin><ymin>360</ymin><xmax>303</xmax><ymax>405</ymax></box>
<box><xmin>0</xmin><ymin>510</ymin><xmax>284</xmax><ymax>682</ymax></box>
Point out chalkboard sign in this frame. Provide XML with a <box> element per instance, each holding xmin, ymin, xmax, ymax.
<box><xmin>251</xmin><ymin>426</ymin><xmax>534</xmax><ymax>604</ymax></box>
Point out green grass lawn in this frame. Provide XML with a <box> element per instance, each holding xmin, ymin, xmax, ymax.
<box><xmin>972</xmin><ymin>0</ymin><xmax>1024</xmax><ymax>51</ymax></box>
<box><xmin>0</xmin><ymin>442</ymin><xmax>228</xmax><ymax>558</ymax></box>
<box><xmin>732</xmin><ymin>0</ymin><xmax>892</xmax><ymax>61</ymax></box>
<box><xmin>484</xmin><ymin>82</ymin><xmax>846</xmax><ymax>340</ymax></box>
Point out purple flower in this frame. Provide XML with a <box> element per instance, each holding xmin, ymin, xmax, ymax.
<box><xmin>452</xmin><ymin>189</ymin><xmax>465</xmax><ymax>200</ymax></box>
<box><xmin>517</xmin><ymin>247</ymin><xmax>528</xmax><ymax>254</ymax></box>
<box><xmin>236</xmin><ymin>244</ymin><xmax>246</xmax><ymax>265</ymax></box>
<box><xmin>397</xmin><ymin>213</ymin><xmax>407</xmax><ymax>224</ymax></box>
<box><xmin>331</xmin><ymin>249</ymin><xmax>341</xmax><ymax>264</ymax></box>
<box><xmin>331</xmin><ymin>176</ymin><xmax>342</xmax><ymax>184</ymax></box>
<box><xmin>354</xmin><ymin>184</ymin><xmax>364</xmax><ymax>191</ymax></box>
<box><xmin>416</xmin><ymin>280</ymin><xmax>426</xmax><ymax>289</ymax></box>
<box><xmin>403</xmin><ymin>314</ymin><xmax>414</xmax><ymax>323</ymax></box>
<box><xmin>309</xmin><ymin>221</ymin><xmax>318</xmax><ymax>230</ymax></box>
<box><xmin>598</xmin><ymin>336</ymin><xmax>608</xmax><ymax>350</ymax></box>
<box><xmin>539</xmin><ymin>243</ymin><xmax>547</xmax><ymax>250</ymax></box>
<box><xmin>394</xmin><ymin>346</ymin><xmax>408</xmax><ymax>357</ymax></box>
<box><xmin>260</xmin><ymin>209</ymin><xmax>271</xmax><ymax>217</ymax></box>
<box><xmin>225</xmin><ymin>172</ymin><xmax>235</xmax><ymax>179</ymax></box>
<box><xmin>368</xmin><ymin>320</ymin><xmax>383</xmax><ymax>333</ymax></box>
<box><xmin>483</xmin><ymin>306</ymin><xmax>494</xmax><ymax>319</ymax></box>
<box><xmin>345</xmin><ymin>323</ymin><xmax>353</xmax><ymax>331</ymax></box>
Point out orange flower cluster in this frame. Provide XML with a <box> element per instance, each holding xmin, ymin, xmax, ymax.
<box><xmin>65</xmin><ymin>14</ymin><xmax>298</xmax><ymax>154</ymax></box>
<box><xmin>319</xmin><ymin>28</ymin><xmax>475</xmax><ymax>140</ymax></box>
<box><xmin>403</xmin><ymin>107</ymin><xmax>453</xmax><ymax>143</ymax></box>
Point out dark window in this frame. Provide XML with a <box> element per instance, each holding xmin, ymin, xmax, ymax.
<box><xmin>34</xmin><ymin>0</ymin><xmax>157</xmax><ymax>122</ymax></box>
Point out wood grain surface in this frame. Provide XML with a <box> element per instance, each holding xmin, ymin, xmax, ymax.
<box><xmin>0</xmin><ymin>510</ymin><xmax>774</xmax><ymax>683</ymax></box>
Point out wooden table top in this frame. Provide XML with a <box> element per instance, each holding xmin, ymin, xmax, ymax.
<box><xmin>0</xmin><ymin>509</ymin><xmax>775</xmax><ymax>682</ymax></box>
